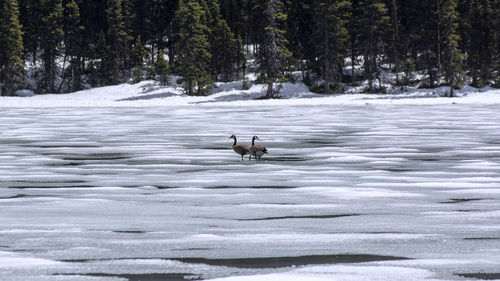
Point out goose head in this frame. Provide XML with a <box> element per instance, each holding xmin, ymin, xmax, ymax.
<box><xmin>229</xmin><ymin>135</ymin><xmax>236</xmax><ymax>139</ymax></box>
<box><xmin>252</xmin><ymin>136</ymin><xmax>260</xmax><ymax>145</ymax></box>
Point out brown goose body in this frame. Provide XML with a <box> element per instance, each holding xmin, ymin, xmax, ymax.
<box><xmin>229</xmin><ymin>135</ymin><xmax>249</xmax><ymax>161</ymax></box>
<box><xmin>249</xmin><ymin>136</ymin><xmax>268</xmax><ymax>160</ymax></box>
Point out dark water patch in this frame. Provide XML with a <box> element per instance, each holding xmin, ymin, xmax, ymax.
<box><xmin>454</xmin><ymin>209</ymin><xmax>480</xmax><ymax>212</ymax></box>
<box><xmin>362</xmin><ymin>231</ymin><xmax>406</xmax><ymax>234</ymax></box>
<box><xmin>456</xmin><ymin>273</ymin><xmax>500</xmax><ymax>280</ymax></box>
<box><xmin>20</xmin><ymin>144</ymin><xmax>100</xmax><ymax>148</ymax></box>
<box><xmin>440</xmin><ymin>198</ymin><xmax>485</xmax><ymax>204</ymax></box>
<box><xmin>301</xmin><ymin>140</ymin><xmax>343</xmax><ymax>147</ymax></box>
<box><xmin>412</xmin><ymin>157</ymin><xmax>442</xmax><ymax>162</ymax></box>
<box><xmin>263</xmin><ymin>156</ymin><xmax>308</xmax><ymax>162</ymax></box>
<box><xmin>382</xmin><ymin>168</ymin><xmax>414</xmax><ymax>172</ymax></box>
<box><xmin>204</xmin><ymin>185</ymin><xmax>297</xmax><ymax>190</ymax></box>
<box><xmin>112</xmin><ymin>230</ymin><xmax>146</xmax><ymax>234</ymax></box>
<box><xmin>55</xmin><ymin>273</ymin><xmax>200</xmax><ymax>281</ymax></box>
<box><xmin>8</xmin><ymin>180</ymin><xmax>92</xmax><ymax>189</ymax></box>
<box><xmin>238</xmin><ymin>214</ymin><xmax>360</xmax><ymax>221</ymax></box>
<box><xmin>154</xmin><ymin>185</ymin><xmax>181</xmax><ymax>190</ymax></box>
<box><xmin>173</xmin><ymin>248</ymin><xmax>213</xmax><ymax>251</ymax></box>
<box><xmin>0</xmin><ymin>194</ymin><xmax>26</xmax><ymax>199</ymax></box>
<box><xmin>231</xmin><ymin>202</ymin><xmax>301</xmax><ymax>206</ymax></box>
<box><xmin>176</xmin><ymin>254</ymin><xmax>410</xmax><ymax>268</ymax></box>
<box><xmin>177</xmin><ymin>169</ymin><xmax>218</xmax><ymax>174</ymax></box>
<box><xmin>47</xmin><ymin>161</ymin><xmax>85</xmax><ymax>167</ymax></box>
<box><xmin>60</xmin><ymin>254</ymin><xmax>410</xmax><ymax>268</ymax></box>
<box><xmin>61</xmin><ymin>153</ymin><xmax>131</xmax><ymax>161</ymax></box>
<box><xmin>463</xmin><ymin>237</ymin><xmax>500</xmax><ymax>240</ymax></box>
<box><xmin>9</xmin><ymin>185</ymin><xmax>94</xmax><ymax>189</ymax></box>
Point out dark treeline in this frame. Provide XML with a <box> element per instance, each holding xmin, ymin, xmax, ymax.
<box><xmin>0</xmin><ymin>0</ymin><xmax>499</xmax><ymax>97</ymax></box>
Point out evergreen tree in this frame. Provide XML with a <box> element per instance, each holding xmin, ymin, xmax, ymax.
<box><xmin>284</xmin><ymin>0</ymin><xmax>314</xmax><ymax>79</ymax></box>
<box><xmin>155</xmin><ymin>49</ymin><xmax>170</xmax><ymax>86</ymax></box>
<box><xmin>312</xmin><ymin>0</ymin><xmax>351</xmax><ymax>93</ymax></box>
<box><xmin>94</xmin><ymin>30</ymin><xmax>111</xmax><ymax>85</ymax></box>
<box><xmin>388</xmin><ymin>0</ymin><xmax>402</xmax><ymax>84</ymax></box>
<box><xmin>106</xmin><ymin>0</ymin><xmax>130</xmax><ymax>84</ymax></box>
<box><xmin>257</xmin><ymin>0</ymin><xmax>292</xmax><ymax>98</ymax></box>
<box><xmin>441</xmin><ymin>0</ymin><xmax>465</xmax><ymax>97</ymax></box>
<box><xmin>62</xmin><ymin>0</ymin><xmax>84</xmax><ymax>92</ymax></box>
<box><xmin>18</xmin><ymin>0</ymin><xmax>42</xmax><ymax>64</ymax></box>
<box><xmin>359</xmin><ymin>0</ymin><xmax>390</xmax><ymax>92</ymax></box>
<box><xmin>347</xmin><ymin>0</ymin><xmax>363</xmax><ymax>83</ymax></box>
<box><xmin>221</xmin><ymin>0</ymin><xmax>249</xmax><ymax>41</ymax></box>
<box><xmin>0</xmin><ymin>0</ymin><xmax>25</xmax><ymax>96</ymax></box>
<box><xmin>174</xmin><ymin>0</ymin><xmax>212</xmax><ymax>95</ymax></box>
<box><xmin>211</xmin><ymin>18</ymin><xmax>243</xmax><ymax>81</ymax></box>
<box><xmin>465</xmin><ymin>0</ymin><xmax>495</xmax><ymax>86</ymax></box>
<box><xmin>495</xmin><ymin>0</ymin><xmax>500</xmax><ymax>85</ymax></box>
<box><xmin>39</xmin><ymin>0</ymin><xmax>63</xmax><ymax>93</ymax></box>
<box><xmin>131</xmin><ymin>35</ymin><xmax>147</xmax><ymax>83</ymax></box>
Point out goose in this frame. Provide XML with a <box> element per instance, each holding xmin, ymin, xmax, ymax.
<box><xmin>229</xmin><ymin>135</ymin><xmax>250</xmax><ymax>161</ymax></box>
<box><xmin>249</xmin><ymin>136</ymin><xmax>268</xmax><ymax>160</ymax></box>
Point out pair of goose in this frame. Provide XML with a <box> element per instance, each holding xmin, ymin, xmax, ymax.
<box><xmin>229</xmin><ymin>135</ymin><xmax>268</xmax><ymax>161</ymax></box>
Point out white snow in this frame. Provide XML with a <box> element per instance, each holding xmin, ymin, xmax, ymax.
<box><xmin>1</xmin><ymin>80</ymin><xmax>500</xmax><ymax>107</ymax></box>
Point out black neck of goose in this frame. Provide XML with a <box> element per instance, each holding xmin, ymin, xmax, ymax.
<box><xmin>252</xmin><ymin>137</ymin><xmax>255</xmax><ymax>145</ymax></box>
<box><xmin>233</xmin><ymin>137</ymin><xmax>237</xmax><ymax>145</ymax></box>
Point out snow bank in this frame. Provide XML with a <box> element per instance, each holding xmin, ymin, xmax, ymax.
<box><xmin>1</xmin><ymin>80</ymin><xmax>500</xmax><ymax>107</ymax></box>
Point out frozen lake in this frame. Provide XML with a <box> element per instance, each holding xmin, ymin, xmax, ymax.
<box><xmin>1</xmin><ymin>104</ymin><xmax>500</xmax><ymax>281</ymax></box>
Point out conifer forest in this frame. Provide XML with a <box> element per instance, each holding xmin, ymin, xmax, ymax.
<box><xmin>0</xmin><ymin>0</ymin><xmax>499</xmax><ymax>97</ymax></box>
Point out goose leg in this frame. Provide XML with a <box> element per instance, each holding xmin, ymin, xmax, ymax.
<box><xmin>249</xmin><ymin>155</ymin><xmax>252</xmax><ymax>160</ymax></box>
<box><xmin>241</xmin><ymin>155</ymin><xmax>244</xmax><ymax>161</ymax></box>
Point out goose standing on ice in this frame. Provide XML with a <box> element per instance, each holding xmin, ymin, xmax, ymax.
<box><xmin>229</xmin><ymin>135</ymin><xmax>250</xmax><ymax>161</ymax></box>
<box><xmin>249</xmin><ymin>136</ymin><xmax>268</xmax><ymax>160</ymax></box>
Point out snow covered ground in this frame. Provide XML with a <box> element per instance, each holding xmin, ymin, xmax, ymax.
<box><xmin>1</xmin><ymin>80</ymin><xmax>500</xmax><ymax>107</ymax></box>
<box><xmin>1</xmin><ymin>82</ymin><xmax>500</xmax><ymax>281</ymax></box>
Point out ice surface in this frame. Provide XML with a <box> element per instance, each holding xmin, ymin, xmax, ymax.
<box><xmin>1</xmin><ymin>96</ymin><xmax>500</xmax><ymax>280</ymax></box>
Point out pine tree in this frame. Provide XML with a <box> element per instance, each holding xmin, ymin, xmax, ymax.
<box><xmin>257</xmin><ymin>0</ymin><xmax>292</xmax><ymax>98</ymax></box>
<box><xmin>211</xmin><ymin>16</ymin><xmax>243</xmax><ymax>81</ymax></box>
<box><xmin>106</xmin><ymin>0</ymin><xmax>130</xmax><ymax>84</ymax></box>
<box><xmin>155</xmin><ymin>50</ymin><xmax>170</xmax><ymax>86</ymax></box>
<box><xmin>62</xmin><ymin>0</ymin><xmax>84</xmax><ymax>92</ymax></box>
<box><xmin>94</xmin><ymin>30</ymin><xmax>111</xmax><ymax>85</ymax></box>
<box><xmin>0</xmin><ymin>0</ymin><xmax>25</xmax><ymax>96</ymax></box>
<box><xmin>347</xmin><ymin>0</ymin><xmax>363</xmax><ymax>84</ymax></box>
<box><xmin>18</xmin><ymin>0</ymin><xmax>42</xmax><ymax>64</ymax></box>
<box><xmin>441</xmin><ymin>0</ymin><xmax>465</xmax><ymax>97</ymax></box>
<box><xmin>131</xmin><ymin>35</ymin><xmax>147</xmax><ymax>83</ymax></box>
<box><xmin>465</xmin><ymin>0</ymin><xmax>495</xmax><ymax>86</ymax></box>
<box><xmin>388</xmin><ymin>0</ymin><xmax>402</xmax><ymax>84</ymax></box>
<box><xmin>39</xmin><ymin>0</ymin><xmax>63</xmax><ymax>93</ymax></box>
<box><xmin>284</xmin><ymin>0</ymin><xmax>314</xmax><ymax>80</ymax></box>
<box><xmin>174</xmin><ymin>0</ymin><xmax>212</xmax><ymax>95</ymax></box>
<box><xmin>495</xmin><ymin>0</ymin><xmax>500</xmax><ymax>85</ymax></box>
<box><xmin>221</xmin><ymin>0</ymin><xmax>248</xmax><ymax>40</ymax></box>
<box><xmin>312</xmin><ymin>0</ymin><xmax>351</xmax><ymax>93</ymax></box>
<box><xmin>359</xmin><ymin>0</ymin><xmax>390</xmax><ymax>92</ymax></box>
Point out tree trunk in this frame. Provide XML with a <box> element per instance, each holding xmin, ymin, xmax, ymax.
<box><xmin>391</xmin><ymin>0</ymin><xmax>399</xmax><ymax>85</ymax></box>
<box><xmin>437</xmin><ymin>0</ymin><xmax>442</xmax><ymax>75</ymax></box>
<box><xmin>167</xmin><ymin>20</ymin><xmax>175</xmax><ymax>68</ymax></box>
<box><xmin>266</xmin><ymin>80</ymin><xmax>273</xmax><ymax>98</ymax></box>
<box><xmin>323</xmin><ymin>0</ymin><xmax>330</xmax><ymax>94</ymax></box>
